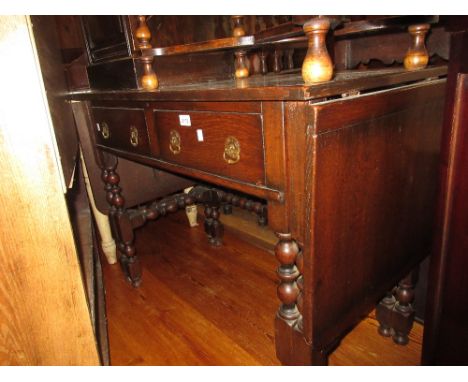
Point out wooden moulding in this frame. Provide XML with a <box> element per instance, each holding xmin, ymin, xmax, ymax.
<box><xmin>142</xmin><ymin>35</ymin><xmax>255</xmax><ymax>57</ymax></box>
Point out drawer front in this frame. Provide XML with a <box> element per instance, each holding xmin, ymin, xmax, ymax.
<box><xmin>151</xmin><ymin>110</ymin><xmax>265</xmax><ymax>185</ymax></box>
<box><xmin>92</xmin><ymin>107</ymin><xmax>150</xmax><ymax>155</ymax></box>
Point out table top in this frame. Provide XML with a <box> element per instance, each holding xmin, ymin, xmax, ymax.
<box><xmin>66</xmin><ymin>66</ymin><xmax>447</xmax><ymax>102</ymax></box>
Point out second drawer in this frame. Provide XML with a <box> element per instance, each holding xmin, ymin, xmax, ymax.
<box><xmin>150</xmin><ymin>110</ymin><xmax>265</xmax><ymax>185</ymax></box>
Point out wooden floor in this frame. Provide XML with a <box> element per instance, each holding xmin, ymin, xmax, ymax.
<box><xmin>102</xmin><ymin>210</ymin><xmax>423</xmax><ymax>366</ymax></box>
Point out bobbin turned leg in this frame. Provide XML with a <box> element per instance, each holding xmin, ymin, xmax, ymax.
<box><xmin>274</xmin><ymin>232</ymin><xmax>328</xmax><ymax>366</ymax></box>
<box><xmin>101</xmin><ymin>155</ymin><xmax>141</xmax><ymax>287</ymax></box>
<box><xmin>201</xmin><ymin>189</ymin><xmax>224</xmax><ymax>247</ymax></box>
<box><xmin>392</xmin><ymin>271</ymin><xmax>417</xmax><ymax>345</ymax></box>
<box><xmin>376</xmin><ymin>290</ymin><xmax>396</xmax><ymax>337</ymax></box>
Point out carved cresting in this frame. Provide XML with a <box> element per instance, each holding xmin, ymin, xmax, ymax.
<box><xmin>275</xmin><ymin>233</ymin><xmax>303</xmax><ymax>330</ymax></box>
<box><xmin>135</xmin><ymin>15</ymin><xmax>158</xmax><ymax>90</ymax></box>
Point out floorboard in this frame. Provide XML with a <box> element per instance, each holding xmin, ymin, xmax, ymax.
<box><xmin>102</xmin><ymin>211</ymin><xmax>423</xmax><ymax>366</ymax></box>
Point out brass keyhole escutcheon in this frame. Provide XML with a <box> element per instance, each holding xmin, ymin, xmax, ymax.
<box><xmin>101</xmin><ymin>122</ymin><xmax>110</xmax><ymax>139</ymax></box>
<box><xmin>223</xmin><ymin>136</ymin><xmax>240</xmax><ymax>164</ymax></box>
<box><xmin>169</xmin><ymin>130</ymin><xmax>181</xmax><ymax>154</ymax></box>
<box><xmin>130</xmin><ymin>126</ymin><xmax>139</xmax><ymax>147</ymax></box>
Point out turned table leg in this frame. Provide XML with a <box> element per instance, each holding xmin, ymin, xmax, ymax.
<box><xmin>376</xmin><ymin>269</ymin><xmax>418</xmax><ymax>345</ymax></box>
<box><xmin>392</xmin><ymin>271</ymin><xmax>417</xmax><ymax>345</ymax></box>
<box><xmin>376</xmin><ymin>290</ymin><xmax>396</xmax><ymax>337</ymax></box>
<box><xmin>274</xmin><ymin>232</ymin><xmax>328</xmax><ymax>366</ymax></box>
<box><xmin>204</xmin><ymin>203</ymin><xmax>223</xmax><ymax>247</ymax></box>
<box><xmin>102</xmin><ymin>156</ymin><xmax>141</xmax><ymax>287</ymax></box>
<box><xmin>80</xmin><ymin>149</ymin><xmax>117</xmax><ymax>265</ymax></box>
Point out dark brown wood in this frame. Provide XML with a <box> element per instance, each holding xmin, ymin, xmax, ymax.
<box><xmin>67</xmin><ymin>65</ymin><xmax>447</xmax><ymax>102</ymax></box>
<box><xmin>392</xmin><ymin>271</ymin><xmax>418</xmax><ymax>345</ymax></box>
<box><xmin>65</xmin><ymin>16</ymin><xmax>450</xmax><ymax>366</ymax></box>
<box><xmin>81</xmin><ymin>16</ymin><xmax>132</xmax><ymax>64</ymax></box>
<box><xmin>299</xmin><ymin>79</ymin><xmax>444</xmax><ymax>361</ymax></box>
<box><xmin>92</xmin><ymin>106</ymin><xmax>151</xmax><ymax>155</ymax></box>
<box><xmin>151</xmin><ymin>109</ymin><xmax>265</xmax><ymax>186</ymax></box>
<box><xmin>95</xmin><ymin>146</ymin><xmax>283</xmax><ymax>202</ymax></box>
<box><xmin>100</xmin><ymin>153</ymin><xmax>142</xmax><ymax>287</ymax></box>
<box><xmin>86</xmin><ymin>58</ymin><xmax>141</xmax><ymax>90</ymax></box>
<box><xmin>273</xmin><ymin>49</ymin><xmax>283</xmax><ymax>73</ymax></box>
<box><xmin>202</xmin><ymin>191</ymin><xmax>224</xmax><ymax>246</ymax></box>
<box><xmin>145</xmin><ymin>36</ymin><xmax>255</xmax><ymax>56</ymax></box>
<box><xmin>215</xmin><ymin>189</ymin><xmax>268</xmax><ymax>226</ymax></box>
<box><xmin>73</xmin><ymin>101</ymin><xmax>193</xmax><ymax>214</ymax></box>
<box><xmin>376</xmin><ymin>292</ymin><xmax>396</xmax><ymax>337</ymax></box>
<box><xmin>376</xmin><ymin>269</ymin><xmax>419</xmax><ymax>346</ymax></box>
<box><xmin>72</xmin><ymin>75</ymin><xmax>445</xmax><ymax>365</ymax></box>
<box><xmin>334</xmin><ymin>26</ymin><xmax>449</xmax><ymax>70</ymax></box>
<box><xmin>31</xmin><ymin>15</ymin><xmax>79</xmax><ymax>186</ymax></box>
<box><xmin>67</xmin><ymin>161</ymin><xmax>110</xmax><ymax>365</ymax></box>
<box><xmin>423</xmin><ymin>23</ymin><xmax>468</xmax><ymax>365</ymax></box>
<box><xmin>334</xmin><ymin>16</ymin><xmax>439</xmax><ymax>37</ymax></box>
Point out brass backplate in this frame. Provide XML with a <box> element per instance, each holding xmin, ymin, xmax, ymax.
<box><xmin>169</xmin><ymin>129</ymin><xmax>181</xmax><ymax>154</ymax></box>
<box><xmin>223</xmin><ymin>136</ymin><xmax>240</xmax><ymax>164</ymax></box>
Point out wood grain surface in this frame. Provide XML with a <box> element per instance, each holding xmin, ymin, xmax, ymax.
<box><xmin>0</xmin><ymin>16</ymin><xmax>99</xmax><ymax>365</ymax></box>
<box><xmin>103</xmin><ymin>211</ymin><xmax>422</xmax><ymax>366</ymax></box>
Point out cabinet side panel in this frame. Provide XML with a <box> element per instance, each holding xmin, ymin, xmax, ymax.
<box><xmin>309</xmin><ymin>82</ymin><xmax>445</xmax><ymax>348</ymax></box>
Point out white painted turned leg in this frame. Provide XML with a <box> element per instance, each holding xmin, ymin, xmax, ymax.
<box><xmin>80</xmin><ymin>149</ymin><xmax>117</xmax><ymax>265</ymax></box>
<box><xmin>184</xmin><ymin>187</ymin><xmax>198</xmax><ymax>227</ymax></box>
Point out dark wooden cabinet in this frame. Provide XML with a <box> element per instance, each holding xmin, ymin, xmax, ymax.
<box><xmin>422</xmin><ymin>23</ymin><xmax>468</xmax><ymax>366</ymax></box>
<box><xmin>61</xmin><ymin>15</ymin><xmax>461</xmax><ymax>365</ymax></box>
<box><xmin>70</xmin><ymin>66</ymin><xmax>446</xmax><ymax>365</ymax></box>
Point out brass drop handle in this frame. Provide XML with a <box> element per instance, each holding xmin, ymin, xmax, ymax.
<box><xmin>169</xmin><ymin>130</ymin><xmax>181</xmax><ymax>154</ymax></box>
<box><xmin>130</xmin><ymin>126</ymin><xmax>139</xmax><ymax>147</ymax></box>
<box><xmin>101</xmin><ymin>122</ymin><xmax>110</xmax><ymax>139</ymax></box>
<box><xmin>223</xmin><ymin>136</ymin><xmax>240</xmax><ymax>164</ymax></box>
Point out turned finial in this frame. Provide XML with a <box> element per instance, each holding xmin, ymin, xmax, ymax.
<box><xmin>231</xmin><ymin>16</ymin><xmax>246</xmax><ymax>37</ymax></box>
<box><xmin>135</xmin><ymin>15</ymin><xmax>152</xmax><ymax>49</ymax></box>
<box><xmin>135</xmin><ymin>16</ymin><xmax>158</xmax><ymax>90</ymax></box>
<box><xmin>234</xmin><ymin>50</ymin><xmax>249</xmax><ymax>79</ymax></box>
<box><xmin>301</xmin><ymin>17</ymin><xmax>333</xmax><ymax>84</ymax></box>
<box><xmin>404</xmin><ymin>24</ymin><xmax>430</xmax><ymax>71</ymax></box>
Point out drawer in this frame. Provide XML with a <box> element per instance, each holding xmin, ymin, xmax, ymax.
<box><xmin>92</xmin><ymin>107</ymin><xmax>150</xmax><ymax>155</ymax></box>
<box><xmin>150</xmin><ymin>110</ymin><xmax>265</xmax><ymax>185</ymax></box>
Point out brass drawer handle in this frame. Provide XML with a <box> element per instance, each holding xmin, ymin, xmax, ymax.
<box><xmin>101</xmin><ymin>122</ymin><xmax>110</xmax><ymax>139</ymax></box>
<box><xmin>169</xmin><ymin>130</ymin><xmax>181</xmax><ymax>154</ymax></box>
<box><xmin>223</xmin><ymin>136</ymin><xmax>240</xmax><ymax>164</ymax></box>
<box><xmin>130</xmin><ymin>126</ymin><xmax>139</xmax><ymax>147</ymax></box>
